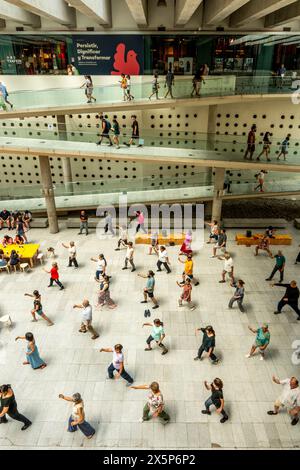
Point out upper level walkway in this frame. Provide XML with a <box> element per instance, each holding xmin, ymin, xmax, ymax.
<box><xmin>0</xmin><ymin>75</ymin><xmax>296</xmax><ymax>120</ymax></box>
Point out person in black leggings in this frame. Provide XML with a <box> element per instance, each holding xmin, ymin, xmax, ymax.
<box><xmin>0</xmin><ymin>384</ymin><xmax>32</xmax><ymax>430</ymax></box>
<box><xmin>194</xmin><ymin>325</ymin><xmax>219</xmax><ymax>364</ymax></box>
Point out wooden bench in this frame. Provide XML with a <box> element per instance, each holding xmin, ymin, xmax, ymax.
<box><xmin>66</xmin><ymin>218</ymin><xmax>105</xmax><ymax>229</ymax></box>
<box><xmin>236</xmin><ymin>234</ymin><xmax>292</xmax><ymax>246</ymax></box>
<box><xmin>223</xmin><ymin>218</ymin><xmax>287</xmax><ymax>229</ymax></box>
<box><xmin>294</xmin><ymin>219</ymin><xmax>300</xmax><ymax>229</ymax></box>
<box><xmin>30</xmin><ymin>218</ymin><xmax>48</xmax><ymax>228</ymax></box>
<box><xmin>135</xmin><ymin>233</ymin><xmax>185</xmax><ymax>246</ymax></box>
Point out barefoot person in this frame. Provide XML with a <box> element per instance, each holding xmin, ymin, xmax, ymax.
<box><xmin>177</xmin><ymin>278</ymin><xmax>195</xmax><ymax>310</ymax></box>
<box><xmin>246</xmin><ymin>324</ymin><xmax>270</xmax><ymax>360</ymax></box>
<box><xmin>15</xmin><ymin>332</ymin><xmax>46</xmax><ymax>370</ymax></box>
<box><xmin>138</xmin><ymin>270</ymin><xmax>159</xmax><ymax>309</ymax></box>
<box><xmin>59</xmin><ymin>393</ymin><xmax>95</xmax><ymax>438</ymax></box>
<box><xmin>73</xmin><ymin>299</ymin><xmax>99</xmax><ymax>340</ymax></box>
<box><xmin>24</xmin><ymin>290</ymin><xmax>54</xmax><ymax>326</ymax></box>
<box><xmin>143</xmin><ymin>319</ymin><xmax>168</xmax><ymax>355</ymax></box>
<box><xmin>0</xmin><ymin>384</ymin><xmax>32</xmax><ymax>430</ymax></box>
<box><xmin>130</xmin><ymin>382</ymin><xmax>170</xmax><ymax>423</ymax></box>
<box><xmin>100</xmin><ymin>344</ymin><xmax>134</xmax><ymax>386</ymax></box>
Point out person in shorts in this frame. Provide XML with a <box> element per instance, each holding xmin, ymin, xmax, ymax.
<box><xmin>24</xmin><ymin>290</ymin><xmax>54</xmax><ymax>326</ymax></box>
<box><xmin>267</xmin><ymin>376</ymin><xmax>300</xmax><ymax>426</ymax></box>
<box><xmin>143</xmin><ymin>319</ymin><xmax>168</xmax><ymax>355</ymax></box>
<box><xmin>139</xmin><ymin>270</ymin><xmax>159</xmax><ymax>309</ymax></box>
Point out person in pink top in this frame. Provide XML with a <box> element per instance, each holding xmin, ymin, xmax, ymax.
<box><xmin>136</xmin><ymin>211</ymin><xmax>147</xmax><ymax>234</ymax></box>
<box><xmin>179</xmin><ymin>230</ymin><xmax>193</xmax><ymax>256</ymax></box>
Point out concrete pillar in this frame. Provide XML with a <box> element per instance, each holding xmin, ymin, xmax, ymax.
<box><xmin>39</xmin><ymin>155</ymin><xmax>59</xmax><ymax>234</ymax></box>
<box><xmin>211</xmin><ymin>167</ymin><xmax>225</xmax><ymax>223</ymax></box>
<box><xmin>57</xmin><ymin>114</ymin><xmax>73</xmax><ymax>193</ymax></box>
<box><xmin>207</xmin><ymin>104</ymin><xmax>217</xmax><ymax>151</ymax></box>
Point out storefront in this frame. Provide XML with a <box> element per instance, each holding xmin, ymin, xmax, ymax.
<box><xmin>0</xmin><ymin>33</ymin><xmax>299</xmax><ymax>76</ymax></box>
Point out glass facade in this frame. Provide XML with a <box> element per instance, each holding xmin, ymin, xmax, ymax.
<box><xmin>0</xmin><ymin>33</ymin><xmax>300</xmax><ymax>76</ymax></box>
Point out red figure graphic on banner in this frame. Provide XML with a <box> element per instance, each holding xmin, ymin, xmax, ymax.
<box><xmin>111</xmin><ymin>43</ymin><xmax>140</xmax><ymax>75</ymax></box>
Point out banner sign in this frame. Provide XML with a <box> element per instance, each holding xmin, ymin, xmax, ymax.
<box><xmin>72</xmin><ymin>35</ymin><xmax>144</xmax><ymax>75</ymax></box>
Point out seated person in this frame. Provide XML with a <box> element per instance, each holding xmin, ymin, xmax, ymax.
<box><xmin>8</xmin><ymin>250</ymin><xmax>20</xmax><ymax>270</ymax></box>
<box><xmin>255</xmin><ymin>236</ymin><xmax>273</xmax><ymax>258</ymax></box>
<box><xmin>2</xmin><ymin>235</ymin><xmax>13</xmax><ymax>247</ymax></box>
<box><xmin>265</xmin><ymin>226</ymin><xmax>276</xmax><ymax>238</ymax></box>
<box><xmin>22</xmin><ymin>210</ymin><xmax>32</xmax><ymax>229</ymax></box>
<box><xmin>0</xmin><ymin>209</ymin><xmax>12</xmax><ymax>230</ymax></box>
<box><xmin>10</xmin><ymin>210</ymin><xmax>21</xmax><ymax>230</ymax></box>
<box><xmin>14</xmin><ymin>234</ymin><xmax>25</xmax><ymax>245</ymax></box>
<box><xmin>0</xmin><ymin>254</ymin><xmax>7</xmax><ymax>267</ymax></box>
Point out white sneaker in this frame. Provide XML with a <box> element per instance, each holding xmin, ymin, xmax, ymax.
<box><xmin>139</xmin><ymin>418</ymin><xmax>145</xmax><ymax>423</ymax></box>
<box><xmin>260</xmin><ymin>355</ymin><xmax>265</xmax><ymax>361</ymax></box>
<box><xmin>245</xmin><ymin>354</ymin><xmax>251</xmax><ymax>358</ymax></box>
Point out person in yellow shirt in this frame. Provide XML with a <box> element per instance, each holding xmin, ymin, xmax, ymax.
<box><xmin>178</xmin><ymin>254</ymin><xmax>199</xmax><ymax>286</ymax></box>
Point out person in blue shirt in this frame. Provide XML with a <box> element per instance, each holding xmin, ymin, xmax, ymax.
<box><xmin>0</xmin><ymin>82</ymin><xmax>13</xmax><ymax>109</ymax></box>
<box><xmin>277</xmin><ymin>134</ymin><xmax>291</xmax><ymax>161</ymax></box>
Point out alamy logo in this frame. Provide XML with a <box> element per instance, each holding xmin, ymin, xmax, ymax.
<box><xmin>291</xmin><ymin>339</ymin><xmax>300</xmax><ymax>365</ymax></box>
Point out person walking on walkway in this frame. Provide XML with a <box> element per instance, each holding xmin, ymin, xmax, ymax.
<box><xmin>97</xmin><ymin>116</ymin><xmax>113</xmax><ymax>146</ymax></box>
<box><xmin>119</xmin><ymin>73</ymin><xmax>128</xmax><ymax>101</ymax></box>
<box><xmin>80</xmin><ymin>75</ymin><xmax>96</xmax><ymax>103</ymax></box>
<box><xmin>124</xmin><ymin>115</ymin><xmax>142</xmax><ymax>147</ymax></box>
<box><xmin>254</xmin><ymin>170</ymin><xmax>267</xmax><ymax>193</ymax></box>
<box><xmin>0</xmin><ymin>81</ymin><xmax>13</xmax><ymax>109</ymax></box>
<box><xmin>62</xmin><ymin>241</ymin><xmax>78</xmax><ymax>268</ymax></box>
<box><xmin>164</xmin><ymin>69</ymin><xmax>175</xmax><ymax>99</ymax></box>
<box><xmin>149</xmin><ymin>73</ymin><xmax>160</xmax><ymax>100</ymax></box>
<box><xmin>59</xmin><ymin>392</ymin><xmax>95</xmax><ymax>438</ymax></box>
<box><xmin>143</xmin><ymin>319</ymin><xmax>168</xmax><ymax>354</ymax></box>
<box><xmin>228</xmin><ymin>280</ymin><xmax>245</xmax><ymax>312</ymax></box>
<box><xmin>256</xmin><ymin>131</ymin><xmax>272</xmax><ymax>162</ymax></box>
<box><xmin>246</xmin><ymin>324</ymin><xmax>270</xmax><ymax>360</ymax></box>
<box><xmin>24</xmin><ymin>290</ymin><xmax>54</xmax><ymax>326</ymax></box>
<box><xmin>277</xmin><ymin>134</ymin><xmax>290</xmax><ymax>161</ymax></box>
<box><xmin>15</xmin><ymin>332</ymin><xmax>46</xmax><ymax>369</ymax></box>
<box><xmin>91</xmin><ymin>253</ymin><xmax>107</xmax><ymax>280</ymax></box>
<box><xmin>130</xmin><ymin>382</ymin><xmax>170</xmax><ymax>423</ymax></box>
<box><xmin>126</xmin><ymin>75</ymin><xmax>134</xmax><ymax>101</ymax></box>
<box><xmin>244</xmin><ymin>125</ymin><xmax>256</xmax><ymax>160</ymax></box>
<box><xmin>100</xmin><ymin>344</ymin><xmax>134</xmax><ymax>386</ymax></box>
<box><xmin>112</xmin><ymin>118</ymin><xmax>121</xmax><ymax>149</ymax></box>
<box><xmin>78</xmin><ymin>210</ymin><xmax>89</xmax><ymax>235</ymax></box>
<box><xmin>0</xmin><ymin>384</ymin><xmax>31</xmax><ymax>430</ymax></box>
<box><xmin>219</xmin><ymin>252</ymin><xmax>235</xmax><ymax>286</ymax></box>
<box><xmin>267</xmin><ymin>376</ymin><xmax>300</xmax><ymax>426</ymax></box>
<box><xmin>177</xmin><ymin>278</ymin><xmax>195</xmax><ymax>310</ymax></box>
<box><xmin>272</xmin><ymin>280</ymin><xmax>300</xmax><ymax>320</ymax></box>
<box><xmin>139</xmin><ymin>270</ymin><xmax>159</xmax><ymax>309</ymax></box>
<box><xmin>95</xmin><ymin>275</ymin><xmax>117</xmax><ymax>309</ymax></box>
<box><xmin>73</xmin><ymin>299</ymin><xmax>99</xmax><ymax>339</ymax></box>
<box><xmin>202</xmin><ymin>378</ymin><xmax>229</xmax><ymax>423</ymax></box>
<box><xmin>266</xmin><ymin>250</ymin><xmax>285</xmax><ymax>282</ymax></box>
<box><xmin>157</xmin><ymin>246</ymin><xmax>171</xmax><ymax>273</ymax></box>
<box><xmin>178</xmin><ymin>253</ymin><xmax>199</xmax><ymax>285</ymax></box>
<box><xmin>194</xmin><ymin>326</ymin><xmax>219</xmax><ymax>364</ymax></box>
<box><xmin>44</xmin><ymin>262</ymin><xmax>64</xmax><ymax>290</ymax></box>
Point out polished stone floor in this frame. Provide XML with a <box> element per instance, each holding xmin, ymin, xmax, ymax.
<box><xmin>0</xmin><ymin>222</ymin><xmax>300</xmax><ymax>449</ymax></box>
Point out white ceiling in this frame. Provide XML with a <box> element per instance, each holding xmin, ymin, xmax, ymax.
<box><xmin>1</xmin><ymin>0</ymin><xmax>300</xmax><ymax>32</ymax></box>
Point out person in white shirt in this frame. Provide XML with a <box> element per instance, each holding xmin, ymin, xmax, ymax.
<box><xmin>115</xmin><ymin>225</ymin><xmax>128</xmax><ymax>250</ymax></box>
<box><xmin>157</xmin><ymin>246</ymin><xmax>171</xmax><ymax>273</ymax></box>
<box><xmin>73</xmin><ymin>299</ymin><xmax>99</xmax><ymax>340</ymax></box>
<box><xmin>219</xmin><ymin>252</ymin><xmax>234</xmax><ymax>286</ymax></box>
<box><xmin>62</xmin><ymin>241</ymin><xmax>78</xmax><ymax>268</ymax></box>
<box><xmin>100</xmin><ymin>344</ymin><xmax>134</xmax><ymax>386</ymax></box>
<box><xmin>122</xmin><ymin>241</ymin><xmax>136</xmax><ymax>272</ymax></box>
<box><xmin>268</xmin><ymin>376</ymin><xmax>300</xmax><ymax>426</ymax></box>
<box><xmin>90</xmin><ymin>253</ymin><xmax>107</xmax><ymax>279</ymax></box>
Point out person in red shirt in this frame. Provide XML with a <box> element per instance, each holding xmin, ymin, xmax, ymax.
<box><xmin>44</xmin><ymin>262</ymin><xmax>64</xmax><ymax>290</ymax></box>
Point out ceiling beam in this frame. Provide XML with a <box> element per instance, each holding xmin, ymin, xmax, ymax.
<box><xmin>124</xmin><ymin>0</ymin><xmax>147</xmax><ymax>26</ymax></box>
<box><xmin>230</xmin><ymin>0</ymin><xmax>298</xmax><ymax>27</ymax></box>
<box><xmin>0</xmin><ymin>0</ymin><xmax>40</xmax><ymax>26</ymax></box>
<box><xmin>175</xmin><ymin>0</ymin><xmax>203</xmax><ymax>26</ymax></box>
<box><xmin>66</xmin><ymin>0</ymin><xmax>111</xmax><ymax>25</ymax></box>
<box><xmin>203</xmin><ymin>0</ymin><xmax>250</xmax><ymax>25</ymax></box>
<box><xmin>265</xmin><ymin>1</ymin><xmax>300</xmax><ymax>27</ymax></box>
<box><xmin>6</xmin><ymin>0</ymin><xmax>76</xmax><ymax>26</ymax></box>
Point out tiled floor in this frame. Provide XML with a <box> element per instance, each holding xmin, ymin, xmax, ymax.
<box><xmin>0</xmin><ymin>223</ymin><xmax>300</xmax><ymax>449</ymax></box>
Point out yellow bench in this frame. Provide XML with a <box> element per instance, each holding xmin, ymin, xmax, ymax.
<box><xmin>0</xmin><ymin>243</ymin><xmax>40</xmax><ymax>267</ymax></box>
<box><xmin>135</xmin><ymin>233</ymin><xmax>185</xmax><ymax>246</ymax></box>
<box><xmin>236</xmin><ymin>234</ymin><xmax>292</xmax><ymax>246</ymax></box>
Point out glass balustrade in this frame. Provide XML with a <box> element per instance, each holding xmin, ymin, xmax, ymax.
<box><xmin>2</xmin><ymin>74</ymin><xmax>297</xmax><ymax>111</ymax></box>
